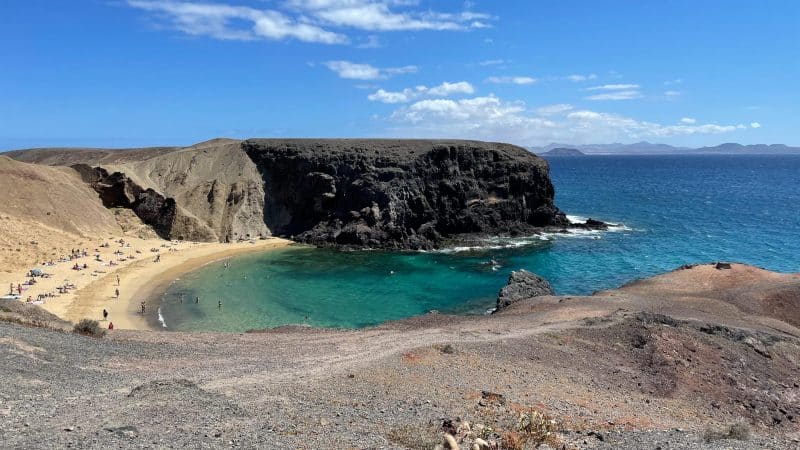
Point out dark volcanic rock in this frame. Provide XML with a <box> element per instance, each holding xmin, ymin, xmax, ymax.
<box><xmin>495</xmin><ymin>269</ymin><xmax>554</xmax><ymax>311</ymax></box>
<box><xmin>242</xmin><ymin>139</ymin><xmax>567</xmax><ymax>249</ymax></box>
<box><xmin>72</xmin><ymin>164</ymin><xmax>215</xmax><ymax>241</ymax></box>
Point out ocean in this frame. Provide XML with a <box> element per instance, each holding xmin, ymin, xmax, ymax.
<box><xmin>159</xmin><ymin>155</ymin><xmax>800</xmax><ymax>332</ymax></box>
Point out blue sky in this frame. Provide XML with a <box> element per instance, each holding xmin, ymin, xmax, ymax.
<box><xmin>2</xmin><ymin>0</ymin><xmax>798</xmax><ymax>149</ymax></box>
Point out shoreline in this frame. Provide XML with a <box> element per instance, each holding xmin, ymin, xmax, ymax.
<box><xmin>1</xmin><ymin>237</ymin><xmax>293</xmax><ymax>331</ymax></box>
<box><xmin>134</xmin><ymin>238</ymin><xmax>298</xmax><ymax>330</ymax></box>
<box><xmin>75</xmin><ymin>238</ymin><xmax>294</xmax><ymax>331</ymax></box>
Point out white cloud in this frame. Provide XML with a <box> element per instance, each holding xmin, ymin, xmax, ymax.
<box><xmin>566</xmin><ymin>74</ymin><xmax>597</xmax><ymax>82</ymax></box>
<box><xmin>427</xmin><ymin>81</ymin><xmax>475</xmax><ymax>96</ymax></box>
<box><xmin>478</xmin><ymin>59</ymin><xmax>506</xmax><ymax>66</ymax></box>
<box><xmin>126</xmin><ymin>0</ymin><xmax>347</xmax><ymax>43</ymax></box>
<box><xmin>680</xmin><ymin>117</ymin><xmax>696</xmax><ymax>124</ymax></box>
<box><xmin>368</xmin><ymin>81</ymin><xmax>474</xmax><ymax>103</ymax></box>
<box><xmin>585</xmin><ymin>90</ymin><xmax>642</xmax><ymax>101</ymax></box>
<box><xmin>324</xmin><ymin>60</ymin><xmax>416</xmax><ymax>80</ymax></box>
<box><xmin>286</xmin><ymin>0</ymin><xmax>493</xmax><ymax>31</ymax></box>
<box><xmin>486</xmin><ymin>76</ymin><xmax>537</xmax><ymax>85</ymax></box>
<box><xmin>586</xmin><ymin>84</ymin><xmax>640</xmax><ymax>91</ymax></box>
<box><xmin>368</xmin><ymin>88</ymin><xmax>414</xmax><ymax>103</ymax></box>
<box><xmin>750</xmin><ymin>122</ymin><xmax>762</xmax><ymax>128</ymax></box>
<box><xmin>382</xmin><ymin>94</ymin><xmax>748</xmax><ymax>145</ymax></box>
<box><xmin>128</xmin><ymin>1</ymin><xmax>492</xmax><ymax>44</ymax></box>
<box><xmin>664</xmin><ymin>90</ymin><xmax>681</xmax><ymax>97</ymax></box>
<box><xmin>535</xmin><ymin>104</ymin><xmax>573</xmax><ymax>116</ymax></box>
<box><xmin>664</xmin><ymin>78</ymin><xmax>683</xmax><ymax>85</ymax></box>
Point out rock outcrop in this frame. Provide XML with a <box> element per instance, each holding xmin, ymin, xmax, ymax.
<box><xmin>495</xmin><ymin>269</ymin><xmax>554</xmax><ymax>311</ymax></box>
<box><xmin>8</xmin><ymin>138</ymin><xmax>570</xmax><ymax>249</ymax></box>
<box><xmin>72</xmin><ymin>165</ymin><xmax>216</xmax><ymax>241</ymax></box>
<box><xmin>243</xmin><ymin>139</ymin><xmax>567</xmax><ymax>249</ymax></box>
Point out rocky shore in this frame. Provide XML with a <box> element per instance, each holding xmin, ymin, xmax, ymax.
<box><xmin>1</xmin><ymin>263</ymin><xmax>798</xmax><ymax>449</ymax></box>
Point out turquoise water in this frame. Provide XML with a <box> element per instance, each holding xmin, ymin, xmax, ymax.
<box><xmin>160</xmin><ymin>155</ymin><xmax>800</xmax><ymax>332</ymax></box>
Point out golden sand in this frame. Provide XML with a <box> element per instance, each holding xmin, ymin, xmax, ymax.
<box><xmin>0</xmin><ymin>237</ymin><xmax>292</xmax><ymax>330</ymax></box>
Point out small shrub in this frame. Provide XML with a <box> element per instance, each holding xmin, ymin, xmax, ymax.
<box><xmin>704</xmin><ymin>420</ymin><xmax>751</xmax><ymax>442</ymax></box>
<box><xmin>73</xmin><ymin>319</ymin><xmax>106</xmax><ymax>337</ymax></box>
<box><xmin>439</xmin><ymin>344</ymin><xmax>456</xmax><ymax>354</ymax></box>
<box><xmin>500</xmin><ymin>431</ymin><xmax>524</xmax><ymax>450</ymax></box>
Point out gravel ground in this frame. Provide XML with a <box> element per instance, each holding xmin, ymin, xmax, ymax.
<box><xmin>1</xmin><ymin>263</ymin><xmax>799</xmax><ymax>449</ymax></box>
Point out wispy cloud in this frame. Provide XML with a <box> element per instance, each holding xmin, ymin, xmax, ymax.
<box><xmin>565</xmin><ymin>73</ymin><xmax>597</xmax><ymax>82</ymax></box>
<box><xmin>368</xmin><ymin>81</ymin><xmax>474</xmax><ymax>104</ymax></box>
<box><xmin>324</xmin><ymin>60</ymin><xmax>416</xmax><ymax>80</ymax></box>
<box><xmin>535</xmin><ymin>104</ymin><xmax>574</xmax><ymax>116</ymax></box>
<box><xmin>585</xmin><ymin>91</ymin><xmax>642</xmax><ymax>101</ymax></box>
<box><xmin>586</xmin><ymin>84</ymin><xmax>640</xmax><ymax>91</ymax></box>
<box><xmin>584</xmin><ymin>83</ymin><xmax>642</xmax><ymax>101</ymax></box>
<box><xmin>486</xmin><ymin>76</ymin><xmax>537</xmax><ymax>85</ymax></box>
<box><xmin>127</xmin><ymin>0</ymin><xmax>493</xmax><ymax>44</ymax></box>
<box><xmin>285</xmin><ymin>0</ymin><xmax>493</xmax><ymax>31</ymax></box>
<box><xmin>478</xmin><ymin>59</ymin><xmax>506</xmax><ymax>66</ymax></box>
<box><xmin>356</xmin><ymin>34</ymin><xmax>382</xmax><ymax>48</ymax></box>
<box><xmin>126</xmin><ymin>0</ymin><xmax>347</xmax><ymax>43</ymax></box>
<box><xmin>381</xmin><ymin>94</ymin><xmax>750</xmax><ymax>145</ymax></box>
<box><xmin>750</xmin><ymin>122</ymin><xmax>762</xmax><ymax>128</ymax></box>
<box><xmin>664</xmin><ymin>90</ymin><xmax>681</xmax><ymax>97</ymax></box>
<box><xmin>680</xmin><ymin>117</ymin><xmax>696</xmax><ymax>124</ymax></box>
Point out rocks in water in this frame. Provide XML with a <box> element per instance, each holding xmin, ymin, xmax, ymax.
<box><xmin>715</xmin><ymin>262</ymin><xmax>732</xmax><ymax>270</ymax></box>
<box><xmin>243</xmin><ymin>139</ymin><xmax>567</xmax><ymax>250</ymax></box>
<box><xmin>495</xmin><ymin>269</ymin><xmax>554</xmax><ymax>311</ymax></box>
<box><xmin>568</xmin><ymin>217</ymin><xmax>609</xmax><ymax>230</ymax></box>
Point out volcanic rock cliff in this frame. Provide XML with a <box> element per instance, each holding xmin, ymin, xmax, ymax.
<box><xmin>7</xmin><ymin>139</ymin><xmax>568</xmax><ymax>249</ymax></box>
<box><xmin>243</xmin><ymin>139</ymin><xmax>567</xmax><ymax>249</ymax></box>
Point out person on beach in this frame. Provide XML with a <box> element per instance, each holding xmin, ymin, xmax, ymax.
<box><xmin>115</xmin><ymin>288</ymin><xmax>119</xmax><ymax>299</ymax></box>
<box><xmin>108</xmin><ymin>322</ymin><xmax>114</xmax><ymax>330</ymax></box>
<box><xmin>8</xmin><ymin>283</ymin><xmax>12</xmax><ymax>295</ymax></box>
<box><xmin>116</xmin><ymin>275</ymin><xmax>120</xmax><ymax>286</ymax></box>
<box><xmin>154</xmin><ymin>254</ymin><xmax>161</xmax><ymax>263</ymax></box>
<box><xmin>140</xmin><ymin>301</ymin><xmax>146</xmax><ymax>315</ymax></box>
<box><xmin>102</xmin><ymin>309</ymin><xmax>108</xmax><ymax>320</ymax></box>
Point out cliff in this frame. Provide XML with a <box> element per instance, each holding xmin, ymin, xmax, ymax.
<box><xmin>6</xmin><ymin>138</ymin><xmax>568</xmax><ymax>249</ymax></box>
<box><xmin>243</xmin><ymin>139</ymin><xmax>566</xmax><ymax>249</ymax></box>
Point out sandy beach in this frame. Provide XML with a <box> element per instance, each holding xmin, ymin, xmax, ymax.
<box><xmin>0</xmin><ymin>236</ymin><xmax>292</xmax><ymax>330</ymax></box>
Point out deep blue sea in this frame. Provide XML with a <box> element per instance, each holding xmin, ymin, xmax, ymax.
<box><xmin>160</xmin><ymin>155</ymin><xmax>800</xmax><ymax>332</ymax></box>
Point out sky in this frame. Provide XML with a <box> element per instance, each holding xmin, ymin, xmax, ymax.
<box><xmin>1</xmin><ymin>0</ymin><xmax>799</xmax><ymax>150</ymax></box>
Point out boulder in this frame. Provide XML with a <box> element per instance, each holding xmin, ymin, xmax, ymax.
<box><xmin>495</xmin><ymin>269</ymin><xmax>554</xmax><ymax>311</ymax></box>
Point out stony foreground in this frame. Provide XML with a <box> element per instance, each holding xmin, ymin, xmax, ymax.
<box><xmin>1</xmin><ymin>263</ymin><xmax>799</xmax><ymax>449</ymax></box>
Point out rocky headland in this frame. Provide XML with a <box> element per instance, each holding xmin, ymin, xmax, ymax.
<box><xmin>6</xmin><ymin>138</ymin><xmax>591</xmax><ymax>250</ymax></box>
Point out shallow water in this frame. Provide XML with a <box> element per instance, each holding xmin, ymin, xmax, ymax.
<box><xmin>160</xmin><ymin>155</ymin><xmax>800</xmax><ymax>332</ymax></box>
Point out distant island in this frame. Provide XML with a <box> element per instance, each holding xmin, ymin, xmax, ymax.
<box><xmin>532</xmin><ymin>141</ymin><xmax>800</xmax><ymax>156</ymax></box>
<box><xmin>540</xmin><ymin>147</ymin><xmax>585</xmax><ymax>157</ymax></box>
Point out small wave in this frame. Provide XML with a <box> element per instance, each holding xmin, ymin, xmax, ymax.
<box><xmin>435</xmin><ymin>214</ymin><xmax>633</xmax><ymax>253</ymax></box>
<box><xmin>566</xmin><ymin>214</ymin><xmax>590</xmax><ymax>223</ymax></box>
<box><xmin>157</xmin><ymin>307</ymin><xmax>168</xmax><ymax>329</ymax></box>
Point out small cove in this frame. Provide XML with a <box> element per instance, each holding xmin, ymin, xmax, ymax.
<box><xmin>160</xmin><ymin>155</ymin><xmax>800</xmax><ymax>332</ymax></box>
